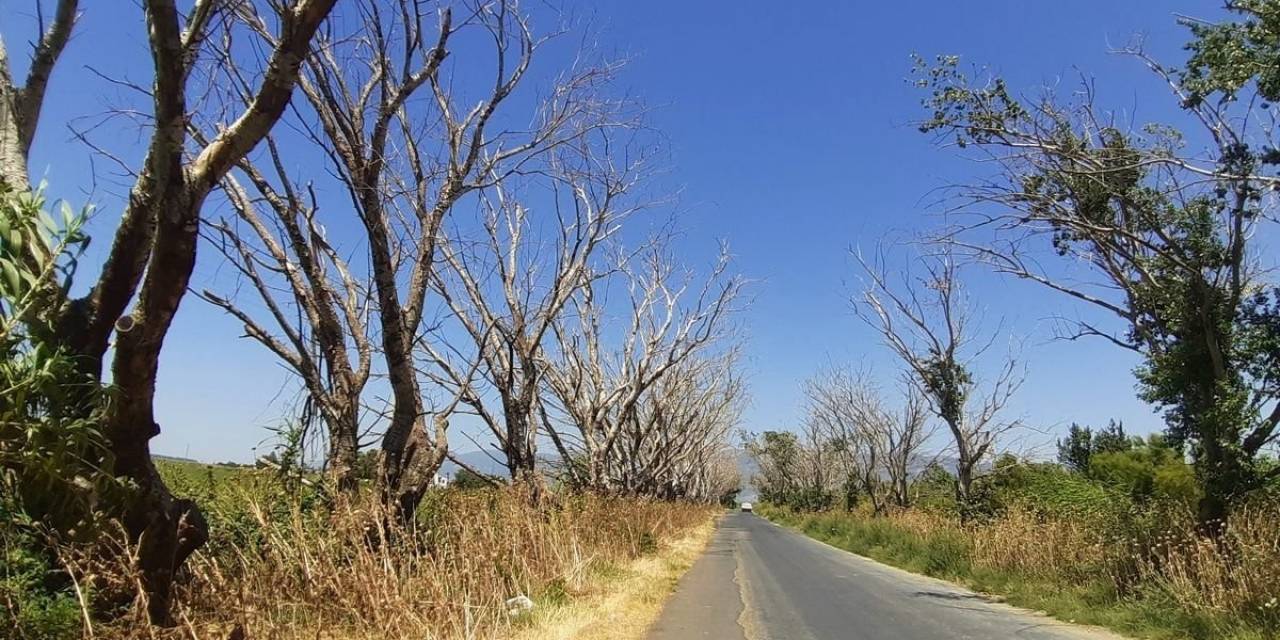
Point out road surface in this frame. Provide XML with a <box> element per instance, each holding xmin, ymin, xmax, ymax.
<box><xmin>646</xmin><ymin>512</ymin><xmax>1124</xmax><ymax>640</ymax></box>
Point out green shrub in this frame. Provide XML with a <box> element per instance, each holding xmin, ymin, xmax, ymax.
<box><xmin>0</xmin><ymin>186</ymin><xmax>106</xmax><ymax>640</ymax></box>
<box><xmin>1</xmin><ymin>498</ymin><xmax>81</xmax><ymax>640</ymax></box>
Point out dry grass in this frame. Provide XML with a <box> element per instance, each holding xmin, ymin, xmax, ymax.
<box><xmin>78</xmin><ymin>485</ymin><xmax>715</xmax><ymax>640</ymax></box>
<box><xmin>970</xmin><ymin>508</ymin><xmax>1112</xmax><ymax>581</ymax></box>
<box><xmin>510</xmin><ymin>518</ymin><xmax>716</xmax><ymax>640</ymax></box>
<box><xmin>1138</xmin><ymin>504</ymin><xmax>1280</xmax><ymax>621</ymax></box>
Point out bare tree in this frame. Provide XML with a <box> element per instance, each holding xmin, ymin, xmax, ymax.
<box><xmin>797</xmin><ymin>396</ymin><xmax>840</xmax><ymax>502</ymax></box>
<box><xmin>198</xmin><ymin>146</ymin><xmax>375</xmax><ymax>493</ymax></box>
<box><xmin>853</xmin><ymin>244</ymin><xmax>1022</xmax><ymax>512</ymax></box>
<box><xmin>202</xmin><ymin>0</ymin><xmax>605</xmax><ymax>514</ymax></box>
<box><xmin>803</xmin><ymin>367</ymin><xmax>877</xmax><ymax>512</ymax></box>
<box><xmin>881</xmin><ymin>388</ymin><xmax>933</xmax><ymax>508</ymax></box>
<box><xmin>541</xmin><ymin>242</ymin><xmax>746</xmax><ymax>494</ymax></box>
<box><xmin>599</xmin><ymin>348</ymin><xmax>745</xmax><ymax>500</ymax></box>
<box><xmin>805</xmin><ymin>366</ymin><xmax>934</xmax><ymax>512</ymax></box>
<box><xmin>421</xmin><ymin>105</ymin><xmax>649</xmax><ymax>484</ymax></box>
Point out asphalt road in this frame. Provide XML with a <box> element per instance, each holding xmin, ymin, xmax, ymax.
<box><xmin>646</xmin><ymin>512</ymin><xmax>1125</xmax><ymax>640</ymax></box>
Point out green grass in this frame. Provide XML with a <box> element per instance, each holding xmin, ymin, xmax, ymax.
<box><xmin>760</xmin><ymin>505</ymin><xmax>1274</xmax><ymax>640</ymax></box>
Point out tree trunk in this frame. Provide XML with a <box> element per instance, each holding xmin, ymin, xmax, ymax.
<box><xmin>0</xmin><ymin>43</ymin><xmax>31</xmax><ymax>191</ymax></box>
<box><xmin>327</xmin><ymin>405</ymin><xmax>360</xmax><ymax>493</ymax></box>
<box><xmin>1196</xmin><ymin>436</ymin><xmax>1237</xmax><ymax>533</ymax></box>
<box><xmin>502</xmin><ymin>396</ymin><xmax>539</xmax><ymax>481</ymax></box>
<box><xmin>104</xmin><ymin>180</ymin><xmax>212</xmax><ymax>623</ymax></box>
<box><xmin>955</xmin><ymin>456</ymin><xmax>975</xmax><ymax>520</ymax></box>
<box><xmin>383</xmin><ymin>421</ymin><xmax>444</xmax><ymax>521</ymax></box>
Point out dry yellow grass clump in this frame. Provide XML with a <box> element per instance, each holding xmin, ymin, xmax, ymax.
<box><xmin>87</xmin><ymin>485</ymin><xmax>715</xmax><ymax>640</ymax></box>
<box><xmin>1138</xmin><ymin>503</ymin><xmax>1280</xmax><ymax>619</ymax></box>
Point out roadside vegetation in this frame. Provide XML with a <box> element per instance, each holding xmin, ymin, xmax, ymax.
<box><xmin>154</xmin><ymin>461</ymin><xmax>716</xmax><ymax>639</ymax></box>
<box><xmin>750</xmin><ymin>4</ymin><xmax>1280</xmax><ymax>639</ymax></box>
<box><xmin>757</xmin><ymin>447</ymin><xmax>1280</xmax><ymax>639</ymax></box>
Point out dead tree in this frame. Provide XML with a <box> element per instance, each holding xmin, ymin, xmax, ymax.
<box><xmin>198</xmin><ymin>151</ymin><xmax>374</xmax><ymax>492</ymax></box>
<box><xmin>853</xmin><ymin>245</ymin><xmax>1021</xmax><ymax>513</ymax></box>
<box><xmin>605</xmin><ymin>349</ymin><xmax>745</xmax><ymax>500</ymax></box>
<box><xmin>881</xmin><ymin>388</ymin><xmax>933</xmax><ymax>508</ymax></box>
<box><xmin>806</xmin><ymin>367</ymin><xmax>934</xmax><ymax>512</ymax></box>
<box><xmin>204</xmin><ymin>0</ymin><xmax>594</xmax><ymax>514</ymax></box>
<box><xmin>421</xmin><ymin>110</ymin><xmax>649</xmax><ymax>484</ymax></box>
<box><xmin>540</xmin><ymin>242</ymin><xmax>746</xmax><ymax>494</ymax></box>
<box><xmin>1</xmin><ymin>1</ymin><xmax>341</xmax><ymax>623</ymax></box>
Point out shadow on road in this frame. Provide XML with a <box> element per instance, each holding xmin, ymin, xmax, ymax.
<box><xmin>911</xmin><ymin>590</ymin><xmax>996</xmax><ymax>602</ymax></box>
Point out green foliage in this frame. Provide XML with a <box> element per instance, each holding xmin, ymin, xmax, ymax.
<box><xmin>0</xmin><ymin>517</ymin><xmax>81</xmax><ymax>640</ymax></box>
<box><xmin>975</xmin><ymin>458</ymin><xmax>1124</xmax><ymax>522</ymax></box>
<box><xmin>1057</xmin><ymin>420</ymin><xmax>1130</xmax><ymax>472</ymax></box>
<box><xmin>1181</xmin><ymin>0</ymin><xmax>1280</xmax><ymax>107</ymax></box>
<box><xmin>0</xmin><ymin>185</ymin><xmax>104</xmax><ymax>639</ymax></box>
<box><xmin>912</xmin><ymin>11</ymin><xmax>1280</xmax><ymax>520</ymax></box>
<box><xmin>1088</xmin><ymin>435</ymin><xmax>1200</xmax><ymax>506</ymax></box>
<box><xmin>157</xmin><ymin>459</ymin><xmax>327</xmax><ymax>557</ymax></box>
<box><xmin>744</xmin><ymin>430</ymin><xmax>800</xmax><ymax>503</ymax></box>
<box><xmin>744</xmin><ymin>430</ymin><xmax>838</xmax><ymax>511</ymax></box>
<box><xmin>911</xmin><ymin>462</ymin><xmax>959</xmax><ymax>514</ymax></box>
<box><xmin>452</xmin><ymin>467</ymin><xmax>503</xmax><ymax>490</ymax></box>
<box><xmin>919</xmin><ymin>355</ymin><xmax>972</xmax><ymax>429</ymax></box>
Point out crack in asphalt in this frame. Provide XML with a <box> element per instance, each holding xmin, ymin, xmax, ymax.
<box><xmin>733</xmin><ymin>546</ymin><xmax>764</xmax><ymax>640</ymax></box>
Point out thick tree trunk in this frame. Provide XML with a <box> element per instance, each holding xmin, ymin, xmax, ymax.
<box><xmin>501</xmin><ymin>398</ymin><xmax>539</xmax><ymax>484</ymax></box>
<box><xmin>504</xmin><ymin>426</ymin><xmax>535</xmax><ymax>479</ymax></box>
<box><xmin>366</xmin><ymin>200</ymin><xmax>445</xmax><ymax>520</ymax></box>
<box><xmin>104</xmin><ymin>185</ymin><xmax>211</xmax><ymax>624</ymax></box>
<box><xmin>1196</xmin><ymin>437</ymin><xmax>1237</xmax><ymax>532</ymax></box>
<box><xmin>108</xmin><ymin>434</ymin><xmax>207</xmax><ymax>623</ymax></box>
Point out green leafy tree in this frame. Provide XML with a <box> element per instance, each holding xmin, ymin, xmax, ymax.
<box><xmin>1089</xmin><ymin>435</ymin><xmax>1199</xmax><ymax>506</ymax></box>
<box><xmin>1181</xmin><ymin>0</ymin><xmax>1280</xmax><ymax>107</ymax></box>
<box><xmin>914</xmin><ymin>6</ymin><xmax>1280</xmax><ymax>524</ymax></box>
<box><xmin>1057</xmin><ymin>421</ymin><xmax>1131</xmax><ymax>472</ymax></box>
<box><xmin>745</xmin><ymin>431</ymin><xmax>802</xmax><ymax>504</ymax></box>
<box><xmin>1093</xmin><ymin>421</ymin><xmax>1131</xmax><ymax>455</ymax></box>
<box><xmin>1057</xmin><ymin>424</ymin><xmax>1095</xmax><ymax>472</ymax></box>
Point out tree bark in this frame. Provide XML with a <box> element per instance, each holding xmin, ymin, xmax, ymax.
<box><xmin>98</xmin><ymin>0</ymin><xmax>338</xmax><ymax>622</ymax></box>
<box><xmin>0</xmin><ymin>0</ymin><xmax>79</xmax><ymax>191</ymax></box>
<box><xmin>328</xmin><ymin>402</ymin><xmax>360</xmax><ymax>493</ymax></box>
<box><xmin>0</xmin><ymin>37</ymin><xmax>29</xmax><ymax>190</ymax></box>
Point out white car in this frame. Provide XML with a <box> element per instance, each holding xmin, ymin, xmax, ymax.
<box><xmin>740</xmin><ymin>502</ymin><xmax>753</xmax><ymax>512</ymax></box>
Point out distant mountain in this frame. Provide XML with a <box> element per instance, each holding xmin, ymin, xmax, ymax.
<box><xmin>439</xmin><ymin>449</ymin><xmax>511</xmax><ymax>478</ymax></box>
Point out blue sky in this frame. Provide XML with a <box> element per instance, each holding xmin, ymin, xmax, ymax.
<box><xmin>2</xmin><ymin>1</ymin><xmax>1227</xmax><ymax>462</ymax></box>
